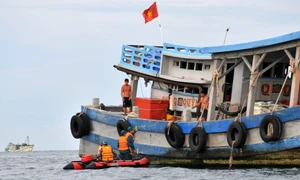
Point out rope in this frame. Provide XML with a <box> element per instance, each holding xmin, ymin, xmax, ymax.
<box><xmin>271</xmin><ymin>69</ymin><xmax>290</xmax><ymax>114</ymax></box>
<box><xmin>271</xmin><ymin>58</ymin><xmax>295</xmax><ymax>114</ymax></box>
<box><xmin>194</xmin><ymin>110</ymin><xmax>204</xmax><ymax>128</ymax></box>
<box><xmin>229</xmin><ymin>140</ymin><xmax>235</xmax><ymax>169</ymax></box>
<box><xmin>167</xmin><ymin>120</ymin><xmax>179</xmax><ymax>135</ymax></box>
<box><xmin>207</xmin><ymin>70</ymin><xmax>220</xmax><ymax>98</ymax></box>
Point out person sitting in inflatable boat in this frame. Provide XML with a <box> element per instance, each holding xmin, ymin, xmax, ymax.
<box><xmin>96</xmin><ymin>140</ymin><xmax>116</xmax><ymax>161</ymax></box>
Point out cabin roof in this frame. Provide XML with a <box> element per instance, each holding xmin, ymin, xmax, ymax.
<box><xmin>200</xmin><ymin>31</ymin><xmax>300</xmax><ymax>54</ymax></box>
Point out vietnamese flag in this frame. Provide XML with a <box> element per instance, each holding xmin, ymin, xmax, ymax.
<box><xmin>142</xmin><ymin>2</ymin><xmax>159</xmax><ymax>24</ymax></box>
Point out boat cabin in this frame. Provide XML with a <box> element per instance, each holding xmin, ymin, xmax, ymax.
<box><xmin>114</xmin><ymin>32</ymin><xmax>300</xmax><ymax>121</ymax></box>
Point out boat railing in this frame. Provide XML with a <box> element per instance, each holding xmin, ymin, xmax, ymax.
<box><xmin>163</xmin><ymin>43</ymin><xmax>211</xmax><ymax>57</ymax></box>
<box><xmin>120</xmin><ymin>45</ymin><xmax>162</xmax><ymax>74</ymax></box>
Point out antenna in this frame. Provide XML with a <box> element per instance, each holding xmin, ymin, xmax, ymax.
<box><xmin>223</xmin><ymin>28</ymin><xmax>229</xmax><ymax>45</ymax></box>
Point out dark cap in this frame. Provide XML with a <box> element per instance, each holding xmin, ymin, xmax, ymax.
<box><xmin>121</xmin><ymin>130</ymin><xmax>126</xmax><ymax>135</ymax></box>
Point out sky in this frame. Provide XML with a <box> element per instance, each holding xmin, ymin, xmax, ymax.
<box><xmin>0</xmin><ymin>0</ymin><xmax>300</xmax><ymax>151</ymax></box>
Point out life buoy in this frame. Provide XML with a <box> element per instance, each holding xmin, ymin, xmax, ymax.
<box><xmin>76</xmin><ymin>112</ymin><xmax>91</xmax><ymax>136</ymax></box>
<box><xmin>70</xmin><ymin>115</ymin><xmax>85</xmax><ymax>139</ymax></box>
<box><xmin>259</xmin><ymin>115</ymin><xmax>282</xmax><ymax>142</ymax></box>
<box><xmin>117</xmin><ymin>118</ymin><xmax>131</xmax><ymax>136</ymax></box>
<box><xmin>189</xmin><ymin>127</ymin><xmax>207</xmax><ymax>152</ymax></box>
<box><xmin>164</xmin><ymin>123</ymin><xmax>185</xmax><ymax>148</ymax></box>
<box><xmin>227</xmin><ymin>121</ymin><xmax>247</xmax><ymax>148</ymax></box>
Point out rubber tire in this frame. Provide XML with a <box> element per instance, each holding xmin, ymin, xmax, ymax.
<box><xmin>117</xmin><ymin>118</ymin><xmax>131</xmax><ymax>136</ymax></box>
<box><xmin>189</xmin><ymin>127</ymin><xmax>207</xmax><ymax>152</ymax></box>
<box><xmin>76</xmin><ymin>112</ymin><xmax>91</xmax><ymax>136</ymax></box>
<box><xmin>227</xmin><ymin>121</ymin><xmax>247</xmax><ymax>148</ymax></box>
<box><xmin>259</xmin><ymin>115</ymin><xmax>282</xmax><ymax>142</ymax></box>
<box><xmin>164</xmin><ymin>123</ymin><xmax>185</xmax><ymax>149</ymax></box>
<box><xmin>70</xmin><ymin>115</ymin><xmax>85</xmax><ymax>139</ymax></box>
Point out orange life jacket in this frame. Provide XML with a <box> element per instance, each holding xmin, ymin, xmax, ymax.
<box><xmin>125</xmin><ymin>132</ymin><xmax>134</xmax><ymax>141</ymax></box>
<box><xmin>118</xmin><ymin>136</ymin><xmax>129</xmax><ymax>151</ymax></box>
<box><xmin>101</xmin><ymin>145</ymin><xmax>114</xmax><ymax>161</ymax></box>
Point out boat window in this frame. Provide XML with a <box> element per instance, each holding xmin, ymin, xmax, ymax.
<box><xmin>192</xmin><ymin>88</ymin><xmax>199</xmax><ymax>94</ymax></box>
<box><xmin>274</xmin><ymin>63</ymin><xmax>284</xmax><ymax>78</ymax></box>
<box><xmin>204</xmin><ymin>64</ymin><xmax>210</xmax><ymax>70</ymax></box>
<box><xmin>173</xmin><ymin>60</ymin><xmax>179</xmax><ymax>67</ymax></box>
<box><xmin>188</xmin><ymin>62</ymin><xmax>195</xmax><ymax>70</ymax></box>
<box><xmin>180</xmin><ymin>61</ymin><xmax>187</xmax><ymax>69</ymax></box>
<box><xmin>185</xmin><ymin>87</ymin><xmax>191</xmax><ymax>93</ymax></box>
<box><xmin>195</xmin><ymin>63</ymin><xmax>203</xmax><ymax>71</ymax></box>
<box><xmin>178</xmin><ymin>86</ymin><xmax>184</xmax><ymax>92</ymax></box>
<box><xmin>262</xmin><ymin>62</ymin><xmax>271</xmax><ymax>77</ymax></box>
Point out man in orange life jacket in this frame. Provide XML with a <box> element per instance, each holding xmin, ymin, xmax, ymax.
<box><xmin>96</xmin><ymin>140</ymin><xmax>116</xmax><ymax>161</ymax></box>
<box><xmin>118</xmin><ymin>130</ymin><xmax>136</xmax><ymax>160</ymax></box>
<box><xmin>126</xmin><ymin>126</ymin><xmax>136</xmax><ymax>142</ymax></box>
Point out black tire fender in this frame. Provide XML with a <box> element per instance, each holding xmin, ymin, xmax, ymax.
<box><xmin>259</xmin><ymin>115</ymin><xmax>282</xmax><ymax>142</ymax></box>
<box><xmin>76</xmin><ymin>112</ymin><xmax>91</xmax><ymax>136</ymax></box>
<box><xmin>189</xmin><ymin>127</ymin><xmax>207</xmax><ymax>152</ymax></box>
<box><xmin>117</xmin><ymin>118</ymin><xmax>131</xmax><ymax>136</ymax></box>
<box><xmin>227</xmin><ymin>121</ymin><xmax>247</xmax><ymax>148</ymax></box>
<box><xmin>164</xmin><ymin>123</ymin><xmax>185</xmax><ymax>149</ymax></box>
<box><xmin>70</xmin><ymin>115</ymin><xmax>85</xmax><ymax>139</ymax></box>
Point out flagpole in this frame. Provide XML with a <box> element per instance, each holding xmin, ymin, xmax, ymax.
<box><xmin>156</xmin><ymin>1</ymin><xmax>164</xmax><ymax>44</ymax></box>
<box><xmin>223</xmin><ymin>28</ymin><xmax>229</xmax><ymax>45</ymax></box>
<box><xmin>157</xmin><ymin>17</ymin><xmax>164</xmax><ymax>44</ymax></box>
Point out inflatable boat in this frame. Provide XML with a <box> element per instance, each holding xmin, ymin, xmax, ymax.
<box><xmin>63</xmin><ymin>155</ymin><xmax>150</xmax><ymax>170</ymax></box>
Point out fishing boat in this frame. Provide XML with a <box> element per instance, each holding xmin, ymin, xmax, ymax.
<box><xmin>69</xmin><ymin>31</ymin><xmax>300</xmax><ymax>161</ymax></box>
<box><xmin>5</xmin><ymin>136</ymin><xmax>34</xmax><ymax>152</ymax></box>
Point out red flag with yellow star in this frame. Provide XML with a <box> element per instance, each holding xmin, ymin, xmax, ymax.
<box><xmin>142</xmin><ymin>2</ymin><xmax>159</xmax><ymax>24</ymax></box>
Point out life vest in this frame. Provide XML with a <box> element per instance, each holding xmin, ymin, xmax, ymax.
<box><xmin>118</xmin><ymin>136</ymin><xmax>129</xmax><ymax>151</ymax></box>
<box><xmin>125</xmin><ymin>132</ymin><xmax>134</xmax><ymax>141</ymax></box>
<box><xmin>101</xmin><ymin>145</ymin><xmax>114</xmax><ymax>161</ymax></box>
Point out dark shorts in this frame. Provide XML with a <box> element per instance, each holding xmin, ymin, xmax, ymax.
<box><xmin>197</xmin><ymin>109</ymin><xmax>208</xmax><ymax>118</ymax></box>
<box><xmin>123</xmin><ymin>97</ymin><xmax>132</xmax><ymax>108</ymax></box>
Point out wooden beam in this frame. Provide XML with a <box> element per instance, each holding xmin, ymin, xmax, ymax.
<box><xmin>242</xmin><ymin>56</ymin><xmax>252</xmax><ymax>71</ymax></box>
<box><xmin>253</xmin><ymin>53</ymin><xmax>267</xmax><ymax>72</ymax></box>
<box><xmin>113</xmin><ymin>65</ymin><xmax>203</xmax><ymax>89</ymax></box>
<box><xmin>284</xmin><ymin>49</ymin><xmax>294</xmax><ymax>60</ymax></box>
<box><xmin>290</xmin><ymin>47</ymin><xmax>300</xmax><ymax>107</ymax></box>
<box><xmin>219</xmin><ymin>59</ymin><xmax>243</xmax><ymax>79</ymax></box>
<box><xmin>246</xmin><ymin>54</ymin><xmax>260</xmax><ymax>116</ymax></box>
<box><xmin>217</xmin><ymin>58</ymin><xmax>226</xmax><ymax>72</ymax></box>
<box><xmin>207</xmin><ymin>60</ymin><xmax>222</xmax><ymax>121</ymax></box>
<box><xmin>260</xmin><ymin>55</ymin><xmax>286</xmax><ymax>75</ymax></box>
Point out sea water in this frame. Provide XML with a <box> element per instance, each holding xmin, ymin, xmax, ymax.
<box><xmin>1</xmin><ymin>150</ymin><xmax>300</xmax><ymax>180</ymax></box>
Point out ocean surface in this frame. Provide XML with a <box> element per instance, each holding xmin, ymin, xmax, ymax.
<box><xmin>1</xmin><ymin>150</ymin><xmax>300</xmax><ymax>180</ymax></box>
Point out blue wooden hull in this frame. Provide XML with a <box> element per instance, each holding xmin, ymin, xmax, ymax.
<box><xmin>77</xmin><ymin>106</ymin><xmax>300</xmax><ymax>159</ymax></box>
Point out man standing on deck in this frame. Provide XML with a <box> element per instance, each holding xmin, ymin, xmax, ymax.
<box><xmin>121</xmin><ymin>78</ymin><xmax>132</xmax><ymax>116</ymax></box>
<box><xmin>192</xmin><ymin>90</ymin><xmax>209</xmax><ymax>121</ymax></box>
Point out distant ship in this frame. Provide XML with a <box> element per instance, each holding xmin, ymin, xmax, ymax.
<box><xmin>5</xmin><ymin>136</ymin><xmax>34</xmax><ymax>152</ymax></box>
